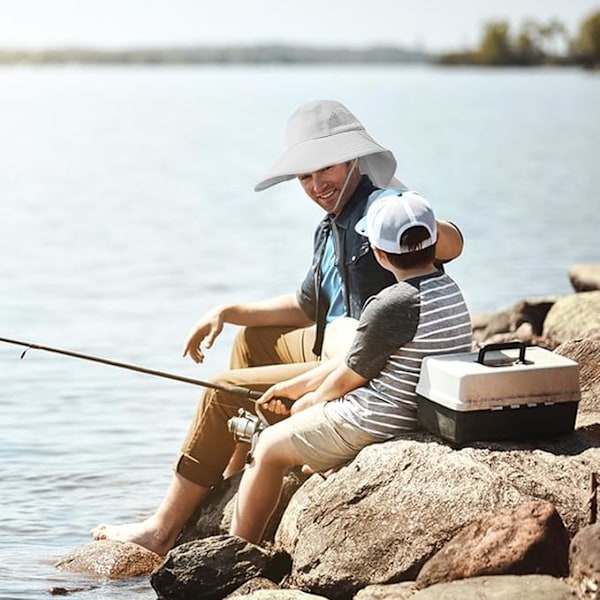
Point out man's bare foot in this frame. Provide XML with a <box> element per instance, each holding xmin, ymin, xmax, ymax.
<box><xmin>90</xmin><ymin>518</ymin><xmax>176</xmax><ymax>557</ymax></box>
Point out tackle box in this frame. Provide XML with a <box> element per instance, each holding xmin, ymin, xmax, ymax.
<box><xmin>416</xmin><ymin>342</ymin><xmax>581</xmax><ymax>445</ymax></box>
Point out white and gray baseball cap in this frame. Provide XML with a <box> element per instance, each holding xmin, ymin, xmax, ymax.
<box><xmin>355</xmin><ymin>190</ymin><xmax>437</xmax><ymax>254</ymax></box>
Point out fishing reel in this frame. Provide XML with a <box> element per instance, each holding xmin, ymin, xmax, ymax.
<box><xmin>227</xmin><ymin>397</ymin><xmax>293</xmax><ymax>464</ymax></box>
<box><xmin>227</xmin><ymin>407</ymin><xmax>270</xmax><ymax>463</ymax></box>
<box><xmin>227</xmin><ymin>409</ymin><xmax>266</xmax><ymax>445</ymax></box>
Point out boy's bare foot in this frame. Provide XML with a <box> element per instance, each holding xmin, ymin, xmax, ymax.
<box><xmin>91</xmin><ymin>518</ymin><xmax>175</xmax><ymax>557</ymax></box>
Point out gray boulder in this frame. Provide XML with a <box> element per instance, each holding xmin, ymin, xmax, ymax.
<box><xmin>224</xmin><ymin>577</ymin><xmax>281</xmax><ymax>597</ymax></box>
<box><xmin>415</xmin><ymin>500</ymin><xmax>570</xmax><ymax>588</ymax></box>
<box><xmin>275</xmin><ymin>432</ymin><xmax>599</xmax><ymax>599</ymax></box>
<box><xmin>55</xmin><ymin>540</ymin><xmax>163</xmax><ymax>579</ymax></box>
<box><xmin>569</xmin><ymin>522</ymin><xmax>600</xmax><ymax>600</ymax></box>
<box><xmin>353</xmin><ymin>582</ymin><xmax>416</xmax><ymax>600</ymax></box>
<box><xmin>543</xmin><ymin>292</ymin><xmax>600</xmax><ymax>345</ymax></box>
<box><xmin>227</xmin><ymin>591</ymin><xmax>328</xmax><ymax>599</ymax></box>
<box><xmin>555</xmin><ymin>336</ymin><xmax>600</xmax><ymax>420</ymax></box>
<box><xmin>472</xmin><ymin>297</ymin><xmax>557</xmax><ymax>348</ymax></box>
<box><xmin>151</xmin><ymin>534</ymin><xmax>289</xmax><ymax>600</ymax></box>
<box><xmin>409</xmin><ymin>574</ymin><xmax>577</xmax><ymax>599</ymax></box>
<box><xmin>569</xmin><ymin>264</ymin><xmax>600</xmax><ymax>292</ymax></box>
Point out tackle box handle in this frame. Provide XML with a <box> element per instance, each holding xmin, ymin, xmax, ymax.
<box><xmin>477</xmin><ymin>341</ymin><xmax>527</xmax><ymax>366</ymax></box>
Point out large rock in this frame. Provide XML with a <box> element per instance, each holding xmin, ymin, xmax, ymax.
<box><xmin>415</xmin><ymin>500</ymin><xmax>570</xmax><ymax>588</ymax></box>
<box><xmin>55</xmin><ymin>540</ymin><xmax>163</xmax><ymax>579</ymax></box>
<box><xmin>569</xmin><ymin>264</ymin><xmax>600</xmax><ymax>292</ymax></box>
<box><xmin>226</xmin><ymin>591</ymin><xmax>328</xmax><ymax>599</ymax></box>
<box><xmin>472</xmin><ymin>298</ymin><xmax>556</xmax><ymax>348</ymax></box>
<box><xmin>543</xmin><ymin>292</ymin><xmax>600</xmax><ymax>345</ymax></box>
<box><xmin>354</xmin><ymin>582</ymin><xmax>416</xmax><ymax>600</ymax></box>
<box><xmin>151</xmin><ymin>535</ymin><xmax>289</xmax><ymax>600</ymax></box>
<box><xmin>465</xmin><ymin>435</ymin><xmax>600</xmax><ymax>538</ymax></box>
<box><xmin>409</xmin><ymin>574</ymin><xmax>577</xmax><ymax>599</ymax></box>
<box><xmin>275</xmin><ymin>432</ymin><xmax>600</xmax><ymax>599</ymax></box>
<box><xmin>224</xmin><ymin>577</ymin><xmax>281</xmax><ymax>597</ymax></box>
<box><xmin>570</xmin><ymin>522</ymin><xmax>600</xmax><ymax>600</ymax></box>
<box><xmin>555</xmin><ymin>336</ymin><xmax>600</xmax><ymax>417</ymax></box>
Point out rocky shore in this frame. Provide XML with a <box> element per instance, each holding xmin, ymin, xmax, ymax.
<box><xmin>57</xmin><ymin>264</ymin><xmax>600</xmax><ymax>600</ymax></box>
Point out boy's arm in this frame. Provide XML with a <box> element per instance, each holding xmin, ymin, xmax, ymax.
<box><xmin>258</xmin><ymin>317</ymin><xmax>360</xmax><ymax>414</ymax></box>
<box><xmin>291</xmin><ymin>362</ymin><xmax>367</xmax><ymax>414</ymax></box>
<box><xmin>258</xmin><ymin>356</ymin><xmax>344</xmax><ymax>413</ymax></box>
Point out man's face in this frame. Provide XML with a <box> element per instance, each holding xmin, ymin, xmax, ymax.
<box><xmin>297</xmin><ymin>161</ymin><xmax>361</xmax><ymax>215</ymax></box>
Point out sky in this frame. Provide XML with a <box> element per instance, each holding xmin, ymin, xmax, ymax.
<box><xmin>1</xmin><ymin>0</ymin><xmax>599</xmax><ymax>53</ymax></box>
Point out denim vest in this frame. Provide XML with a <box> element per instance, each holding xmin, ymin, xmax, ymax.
<box><xmin>297</xmin><ymin>176</ymin><xmax>397</xmax><ymax>356</ymax></box>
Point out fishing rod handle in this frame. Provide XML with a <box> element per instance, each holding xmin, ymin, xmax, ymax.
<box><xmin>245</xmin><ymin>388</ymin><xmax>293</xmax><ymax>410</ymax></box>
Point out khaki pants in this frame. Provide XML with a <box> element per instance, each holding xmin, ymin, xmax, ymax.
<box><xmin>175</xmin><ymin>325</ymin><xmax>319</xmax><ymax>487</ymax></box>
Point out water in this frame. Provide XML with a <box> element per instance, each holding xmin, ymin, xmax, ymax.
<box><xmin>0</xmin><ymin>64</ymin><xmax>598</xmax><ymax>599</ymax></box>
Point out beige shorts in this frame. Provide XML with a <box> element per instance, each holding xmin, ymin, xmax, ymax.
<box><xmin>283</xmin><ymin>402</ymin><xmax>382</xmax><ymax>473</ymax></box>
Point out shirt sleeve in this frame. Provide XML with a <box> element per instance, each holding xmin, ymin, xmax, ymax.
<box><xmin>296</xmin><ymin>266</ymin><xmax>317</xmax><ymax>321</ymax></box>
<box><xmin>345</xmin><ymin>282</ymin><xmax>420</xmax><ymax>380</ymax></box>
<box><xmin>296</xmin><ymin>222</ymin><xmax>326</xmax><ymax>321</ymax></box>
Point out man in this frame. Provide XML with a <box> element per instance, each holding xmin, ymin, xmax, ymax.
<box><xmin>91</xmin><ymin>99</ymin><xmax>463</xmax><ymax>555</ymax></box>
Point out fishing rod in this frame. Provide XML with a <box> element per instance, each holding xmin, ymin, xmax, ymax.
<box><xmin>0</xmin><ymin>335</ymin><xmax>284</xmax><ymax>404</ymax></box>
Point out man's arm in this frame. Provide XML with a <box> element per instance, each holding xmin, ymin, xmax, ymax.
<box><xmin>435</xmin><ymin>220</ymin><xmax>464</xmax><ymax>262</ymax></box>
<box><xmin>182</xmin><ymin>293</ymin><xmax>313</xmax><ymax>363</ymax></box>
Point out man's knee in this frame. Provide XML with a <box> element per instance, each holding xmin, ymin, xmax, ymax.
<box><xmin>232</xmin><ymin>326</ymin><xmax>251</xmax><ymax>351</ymax></box>
<box><xmin>230</xmin><ymin>325</ymin><xmax>271</xmax><ymax>369</ymax></box>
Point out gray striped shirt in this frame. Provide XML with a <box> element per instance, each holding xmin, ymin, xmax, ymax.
<box><xmin>329</xmin><ymin>270</ymin><xmax>472</xmax><ymax>439</ymax></box>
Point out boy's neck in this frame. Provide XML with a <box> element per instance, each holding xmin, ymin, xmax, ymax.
<box><xmin>391</xmin><ymin>263</ymin><xmax>438</xmax><ymax>283</ymax></box>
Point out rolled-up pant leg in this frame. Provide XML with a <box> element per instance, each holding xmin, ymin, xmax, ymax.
<box><xmin>174</xmin><ymin>325</ymin><xmax>319</xmax><ymax>487</ymax></box>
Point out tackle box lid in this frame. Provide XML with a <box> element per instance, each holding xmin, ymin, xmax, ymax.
<box><xmin>416</xmin><ymin>342</ymin><xmax>580</xmax><ymax>412</ymax></box>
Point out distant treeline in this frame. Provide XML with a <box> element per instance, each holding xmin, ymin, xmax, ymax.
<box><xmin>0</xmin><ymin>44</ymin><xmax>430</xmax><ymax>65</ymax></box>
<box><xmin>439</xmin><ymin>10</ymin><xmax>600</xmax><ymax>68</ymax></box>
<box><xmin>0</xmin><ymin>10</ymin><xmax>598</xmax><ymax>68</ymax></box>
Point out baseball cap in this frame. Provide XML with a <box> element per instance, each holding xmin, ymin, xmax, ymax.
<box><xmin>355</xmin><ymin>190</ymin><xmax>437</xmax><ymax>254</ymax></box>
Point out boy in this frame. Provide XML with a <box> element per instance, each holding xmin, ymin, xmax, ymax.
<box><xmin>230</xmin><ymin>190</ymin><xmax>473</xmax><ymax>544</ymax></box>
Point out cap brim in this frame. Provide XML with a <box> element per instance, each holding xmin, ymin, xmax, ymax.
<box><xmin>355</xmin><ymin>214</ymin><xmax>368</xmax><ymax>237</ymax></box>
<box><xmin>354</xmin><ymin>188</ymin><xmax>406</xmax><ymax>238</ymax></box>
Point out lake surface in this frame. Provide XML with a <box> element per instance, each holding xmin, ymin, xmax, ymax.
<box><xmin>0</xmin><ymin>64</ymin><xmax>598</xmax><ymax>599</ymax></box>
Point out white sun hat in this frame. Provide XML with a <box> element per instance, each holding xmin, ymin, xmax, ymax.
<box><xmin>254</xmin><ymin>99</ymin><xmax>404</xmax><ymax>192</ymax></box>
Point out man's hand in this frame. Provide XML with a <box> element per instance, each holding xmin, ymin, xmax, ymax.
<box><xmin>182</xmin><ymin>310</ymin><xmax>224</xmax><ymax>363</ymax></box>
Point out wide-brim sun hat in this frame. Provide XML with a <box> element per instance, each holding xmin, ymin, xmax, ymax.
<box><xmin>255</xmin><ymin>99</ymin><xmax>402</xmax><ymax>192</ymax></box>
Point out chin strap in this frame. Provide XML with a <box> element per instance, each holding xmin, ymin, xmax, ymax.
<box><xmin>330</xmin><ymin>158</ymin><xmax>359</xmax><ymax>216</ymax></box>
